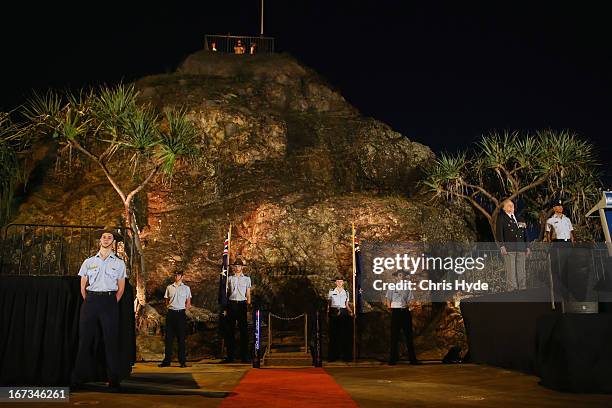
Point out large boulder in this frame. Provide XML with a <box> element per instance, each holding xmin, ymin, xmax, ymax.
<box><xmin>12</xmin><ymin>51</ymin><xmax>476</xmax><ymax>360</ymax></box>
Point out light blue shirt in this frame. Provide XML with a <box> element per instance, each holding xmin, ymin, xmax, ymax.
<box><xmin>546</xmin><ymin>214</ymin><xmax>574</xmax><ymax>240</ymax></box>
<box><xmin>78</xmin><ymin>251</ymin><xmax>127</xmax><ymax>292</ymax></box>
<box><xmin>164</xmin><ymin>282</ymin><xmax>192</xmax><ymax>310</ymax></box>
<box><xmin>385</xmin><ymin>286</ymin><xmax>413</xmax><ymax>308</ymax></box>
<box><xmin>328</xmin><ymin>287</ymin><xmax>349</xmax><ymax>308</ymax></box>
<box><xmin>228</xmin><ymin>274</ymin><xmax>251</xmax><ymax>301</ymax></box>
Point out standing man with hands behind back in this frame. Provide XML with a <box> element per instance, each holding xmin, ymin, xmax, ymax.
<box><xmin>71</xmin><ymin>228</ymin><xmax>126</xmax><ymax>391</ymax></box>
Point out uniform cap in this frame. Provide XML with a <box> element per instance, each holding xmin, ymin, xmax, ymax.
<box><xmin>231</xmin><ymin>258</ymin><xmax>247</xmax><ymax>266</ymax></box>
<box><xmin>551</xmin><ymin>198</ymin><xmax>566</xmax><ymax>208</ymax></box>
<box><xmin>94</xmin><ymin>227</ymin><xmax>124</xmax><ymax>242</ymax></box>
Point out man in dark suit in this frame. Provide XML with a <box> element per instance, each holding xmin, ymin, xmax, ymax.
<box><xmin>496</xmin><ymin>199</ymin><xmax>530</xmax><ymax>290</ymax></box>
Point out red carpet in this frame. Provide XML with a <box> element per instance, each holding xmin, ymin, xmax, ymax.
<box><xmin>218</xmin><ymin>368</ymin><xmax>358</xmax><ymax>408</ymax></box>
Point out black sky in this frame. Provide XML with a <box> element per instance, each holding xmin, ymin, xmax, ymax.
<box><xmin>2</xmin><ymin>1</ymin><xmax>611</xmax><ymax>182</ymax></box>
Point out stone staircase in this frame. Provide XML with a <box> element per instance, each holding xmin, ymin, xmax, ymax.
<box><xmin>263</xmin><ymin>330</ymin><xmax>312</xmax><ymax>367</ymax></box>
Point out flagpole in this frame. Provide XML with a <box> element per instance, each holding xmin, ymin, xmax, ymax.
<box><xmin>351</xmin><ymin>223</ymin><xmax>357</xmax><ymax>363</ymax></box>
<box><xmin>227</xmin><ymin>224</ymin><xmax>232</xmax><ymax>293</ymax></box>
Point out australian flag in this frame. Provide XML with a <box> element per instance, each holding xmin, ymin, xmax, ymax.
<box><xmin>354</xmin><ymin>236</ymin><xmax>364</xmax><ymax>314</ymax></box>
<box><xmin>218</xmin><ymin>230</ymin><xmax>230</xmax><ymax>308</ymax></box>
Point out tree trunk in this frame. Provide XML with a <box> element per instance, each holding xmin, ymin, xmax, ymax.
<box><xmin>490</xmin><ymin>206</ymin><xmax>501</xmax><ymax>243</ymax></box>
<box><xmin>124</xmin><ymin>201</ymin><xmax>146</xmax><ymax>313</ymax></box>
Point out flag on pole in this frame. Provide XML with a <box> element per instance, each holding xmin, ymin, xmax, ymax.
<box><xmin>354</xmin><ymin>235</ymin><xmax>363</xmax><ymax>314</ymax></box>
<box><xmin>218</xmin><ymin>228</ymin><xmax>230</xmax><ymax>308</ymax></box>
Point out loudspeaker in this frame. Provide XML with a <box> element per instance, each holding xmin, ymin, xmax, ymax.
<box><xmin>563</xmin><ymin>301</ymin><xmax>599</xmax><ymax>314</ymax></box>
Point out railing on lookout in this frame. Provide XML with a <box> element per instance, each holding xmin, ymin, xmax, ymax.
<box><xmin>204</xmin><ymin>34</ymin><xmax>275</xmax><ymax>54</ymax></box>
<box><xmin>0</xmin><ymin>223</ymin><xmax>134</xmax><ymax>276</ymax></box>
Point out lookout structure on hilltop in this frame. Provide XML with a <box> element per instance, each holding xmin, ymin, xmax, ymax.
<box><xmin>204</xmin><ymin>0</ymin><xmax>275</xmax><ymax>54</ymax></box>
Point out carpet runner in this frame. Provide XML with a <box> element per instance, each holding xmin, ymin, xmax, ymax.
<box><xmin>218</xmin><ymin>368</ymin><xmax>358</xmax><ymax>407</ymax></box>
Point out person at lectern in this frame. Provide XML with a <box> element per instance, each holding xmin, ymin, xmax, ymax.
<box><xmin>496</xmin><ymin>199</ymin><xmax>530</xmax><ymax>290</ymax></box>
<box><xmin>71</xmin><ymin>228</ymin><xmax>126</xmax><ymax>391</ymax></box>
<box><xmin>327</xmin><ymin>276</ymin><xmax>352</xmax><ymax>362</ymax></box>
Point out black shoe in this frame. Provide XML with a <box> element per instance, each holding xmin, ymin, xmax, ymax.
<box><xmin>69</xmin><ymin>383</ymin><xmax>83</xmax><ymax>392</ymax></box>
<box><xmin>108</xmin><ymin>381</ymin><xmax>121</xmax><ymax>392</ymax></box>
<box><xmin>219</xmin><ymin>358</ymin><xmax>234</xmax><ymax>364</ymax></box>
<box><xmin>180</xmin><ymin>363</ymin><xmax>187</xmax><ymax>368</ymax></box>
<box><xmin>158</xmin><ymin>362</ymin><xmax>171</xmax><ymax>367</ymax></box>
<box><xmin>388</xmin><ymin>360</ymin><xmax>397</xmax><ymax>366</ymax></box>
<box><xmin>410</xmin><ymin>360</ymin><xmax>422</xmax><ymax>365</ymax></box>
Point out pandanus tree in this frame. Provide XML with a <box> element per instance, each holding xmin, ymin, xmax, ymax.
<box><xmin>0</xmin><ymin>111</ymin><xmax>32</xmax><ymax>226</ymax></box>
<box><xmin>23</xmin><ymin>84</ymin><xmax>199</xmax><ymax>313</ymax></box>
<box><xmin>423</xmin><ymin>130</ymin><xmax>601</xmax><ymax>240</ymax></box>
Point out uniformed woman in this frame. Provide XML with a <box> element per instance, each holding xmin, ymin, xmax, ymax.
<box><xmin>327</xmin><ymin>276</ymin><xmax>352</xmax><ymax>362</ymax></box>
<box><xmin>71</xmin><ymin>228</ymin><xmax>126</xmax><ymax>390</ymax></box>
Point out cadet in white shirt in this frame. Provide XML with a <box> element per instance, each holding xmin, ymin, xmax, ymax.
<box><xmin>327</xmin><ymin>276</ymin><xmax>352</xmax><ymax>362</ymax></box>
<box><xmin>71</xmin><ymin>228</ymin><xmax>126</xmax><ymax>390</ymax></box>
<box><xmin>223</xmin><ymin>258</ymin><xmax>252</xmax><ymax>363</ymax></box>
<box><xmin>545</xmin><ymin>199</ymin><xmax>575</xmax><ymax>243</ymax></box>
<box><xmin>545</xmin><ymin>198</ymin><xmax>575</xmax><ymax>301</ymax></box>
<box><xmin>385</xmin><ymin>270</ymin><xmax>419</xmax><ymax>365</ymax></box>
<box><xmin>159</xmin><ymin>271</ymin><xmax>192</xmax><ymax>368</ymax></box>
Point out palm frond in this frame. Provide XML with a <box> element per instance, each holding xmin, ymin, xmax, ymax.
<box><xmin>156</xmin><ymin>108</ymin><xmax>198</xmax><ymax>175</ymax></box>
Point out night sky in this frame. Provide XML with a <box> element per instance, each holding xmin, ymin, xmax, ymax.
<box><xmin>2</xmin><ymin>1</ymin><xmax>611</xmax><ymax>183</ymax></box>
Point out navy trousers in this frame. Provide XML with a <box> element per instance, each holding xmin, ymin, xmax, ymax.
<box><xmin>389</xmin><ymin>308</ymin><xmax>417</xmax><ymax>363</ymax></box>
<box><xmin>163</xmin><ymin>309</ymin><xmax>187</xmax><ymax>364</ymax></box>
<box><xmin>328</xmin><ymin>308</ymin><xmax>351</xmax><ymax>361</ymax></box>
<box><xmin>72</xmin><ymin>293</ymin><xmax>120</xmax><ymax>384</ymax></box>
<box><xmin>226</xmin><ymin>301</ymin><xmax>248</xmax><ymax>360</ymax></box>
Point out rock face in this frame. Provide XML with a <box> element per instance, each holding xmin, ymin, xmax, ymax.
<box><xmin>12</xmin><ymin>51</ymin><xmax>476</xmax><ymax>360</ymax></box>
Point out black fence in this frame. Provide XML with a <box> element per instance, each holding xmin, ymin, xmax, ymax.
<box><xmin>0</xmin><ymin>224</ymin><xmax>134</xmax><ymax>276</ymax></box>
<box><xmin>204</xmin><ymin>34</ymin><xmax>275</xmax><ymax>54</ymax></box>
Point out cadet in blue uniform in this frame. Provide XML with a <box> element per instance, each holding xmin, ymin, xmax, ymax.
<box><xmin>71</xmin><ymin>228</ymin><xmax>126</xmax><ymax>390</ymax></box>
<box><xmin>386</xmin><ymin>270</ymin><xmax>420</xmax><ymax>365</ymax></box>
<box><xmin>327</xmin><ymin>276</ymin><xmax>352</xmax><ymax>362</ymax></box>
<box><xmin>159</xmin><ymin>271</ymin><xmax>192</xmax><ymax>368</ymax></box>
<box><xmin>223</xmin><ymin>258</ymin><xmax>251</xmax><ymax>363</ymax></box>
<box><xmin>545</xmin><ymin>198</ymin><xmax>575</xmax><ymax>300</ymax></box>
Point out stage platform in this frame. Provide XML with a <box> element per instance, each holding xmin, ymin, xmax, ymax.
<box><xmin>3</xmin><ymin>361</ymin><xmax>611</xmax><ymax>407</ymax></box>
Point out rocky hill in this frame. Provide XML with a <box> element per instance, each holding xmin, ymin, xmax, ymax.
<box><xmin>12</xmin><ymin>51</ymin><xmax>476</xmax><ymax>359</ymax></box>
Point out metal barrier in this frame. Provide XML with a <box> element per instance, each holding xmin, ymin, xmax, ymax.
<box><xmin>204</xmin><ymin>34</ymin><xmax>275</xmax><ymax>54</ymax></box>
<box><xmin>0</xmin><ymin>224</ymin><xmax>134</xmax><ymax>276</ymax></box>
<box><xmin>461</xmin><ymin>244</ymin><xmax>612</xmax><ymax>293</ymax></box>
